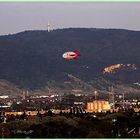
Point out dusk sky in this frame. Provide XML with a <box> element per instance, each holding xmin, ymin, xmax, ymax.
<box><xmin>0</xmin><ymin>2</ymin><xmax>140</xmax><ymax>35</ymax></box>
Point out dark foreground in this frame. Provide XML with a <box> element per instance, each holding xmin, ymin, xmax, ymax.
<box><xmin>0</xmin><ymin>110</ymin><xmax>140</xmax><ymax>138</ymax></box>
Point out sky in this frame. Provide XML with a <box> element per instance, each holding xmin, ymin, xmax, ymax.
<box><xmin>0</xmin><ymin>2</ymin><xmax>140</xmax><ymax>35</ymax></box>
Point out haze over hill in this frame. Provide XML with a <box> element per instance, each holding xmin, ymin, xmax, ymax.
<box><xmin>0</xmin><ymin>28</ymin><xmax>140</xmax><ymax>96</ymax></box>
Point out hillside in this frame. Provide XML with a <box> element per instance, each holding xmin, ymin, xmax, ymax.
<box><xmin>0</xmin><ymin>28</ymin><xmax>140</xmax><ymax>95</ymax></box>
<box><xmin>0</xmin><ymin>80</ymin><xmax>22</xmax><ymax>96</ymax></box>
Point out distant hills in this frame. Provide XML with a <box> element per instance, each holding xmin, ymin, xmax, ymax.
<box><xmin>0</xmin><ymin>28</ymin><xmax>140</xmax><ymax>96</ymax></box>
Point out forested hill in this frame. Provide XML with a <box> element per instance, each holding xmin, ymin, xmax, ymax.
<box><xmin>0</xmin><ymin>28</ymin><xmax>140</xmax><ymax>89</ymax></box>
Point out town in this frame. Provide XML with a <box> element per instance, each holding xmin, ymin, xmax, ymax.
<box><xmin>0</xmin><ymin>89</ymin><xmax>139</xmax><ymax>138</ymax></box>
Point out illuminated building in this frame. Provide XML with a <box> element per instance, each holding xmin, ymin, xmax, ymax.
<box><xmin>87</xmin><ymin>100</ymin><xmax>111</xmax><ymax>113</ymax></box>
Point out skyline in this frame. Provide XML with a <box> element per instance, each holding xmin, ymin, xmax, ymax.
<box><xmin>0</xmin><ymin>2</ymin><xmax>140</xmax><ymax>35</ymax></box>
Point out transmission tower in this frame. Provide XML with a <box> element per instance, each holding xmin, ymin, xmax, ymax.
<box><xmin>109</xmin><ymin>86</ymin><xmax>115</xmax><ymax>110</ymax></box>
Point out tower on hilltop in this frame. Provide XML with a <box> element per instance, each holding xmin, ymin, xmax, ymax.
<box><xmin>47</xmin><ymin>21</ymin><xmax>51</xmax><ymax>32</ymax></box>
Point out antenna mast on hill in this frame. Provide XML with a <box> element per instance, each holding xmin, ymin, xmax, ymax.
<box><xmin>47</xmin><ymin>21</ymin><xmax>50</xmax><ymax>32</ymax></box>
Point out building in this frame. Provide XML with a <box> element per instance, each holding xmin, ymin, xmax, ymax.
<box><xmin>4</xmin><ymin>109</ymin><xmax>70</xmax><ymax>116</ymax></box>
<box><xmin>0</xmin><ymin>95</ymin><xmax>9</xmax><ymax>99</ymax></box>
<box><xmin>87</xmin><ymin>100</ymin><xmax>111</xmax><ymax>113</ymax></box>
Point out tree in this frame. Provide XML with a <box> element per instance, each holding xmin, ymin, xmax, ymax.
<box><xmin>86</xmin><ymin>131</ymin><xmax>105</xmax><ymax>138</ymax></box>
